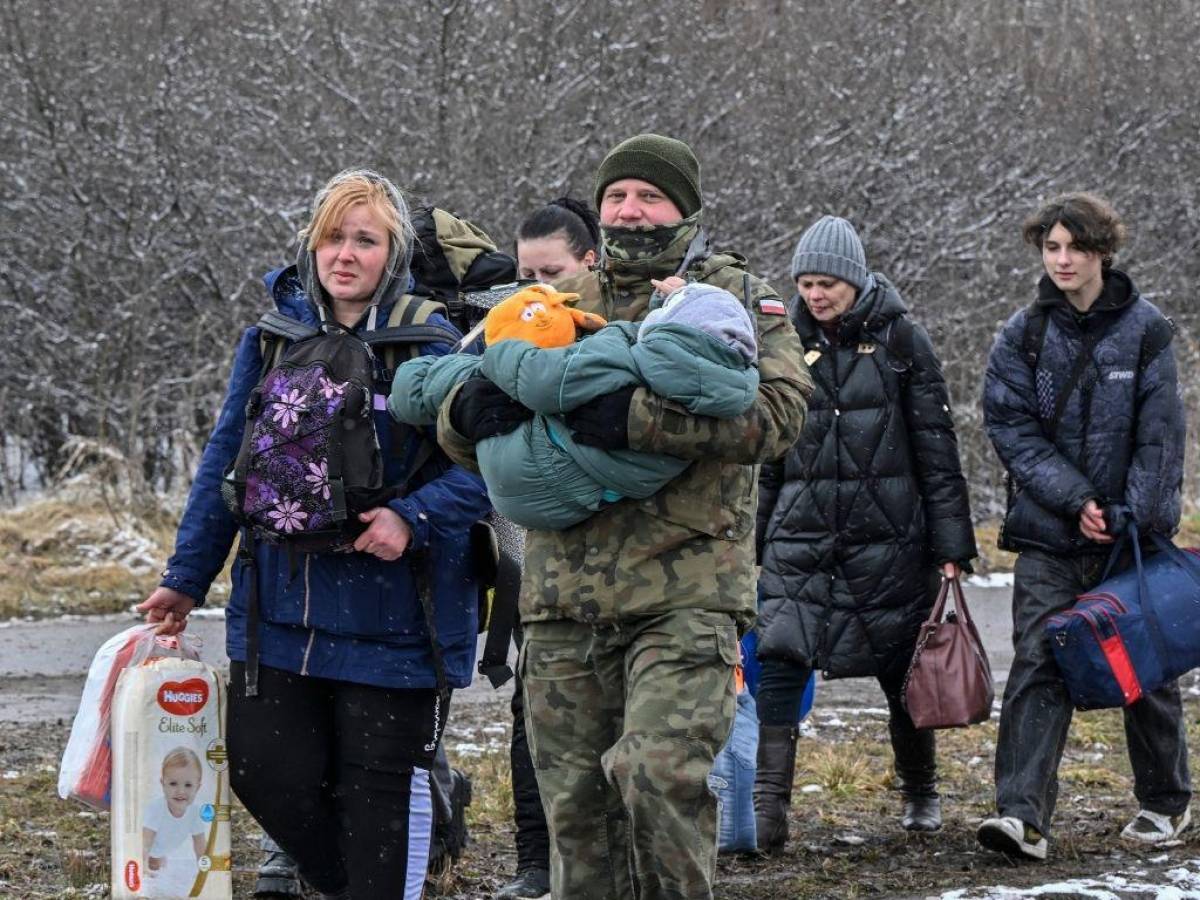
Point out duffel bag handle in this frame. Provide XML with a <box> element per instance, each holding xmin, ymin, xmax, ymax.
<box><xmin>1099</xmin><ymin>522</ymin><xmax>1170</xmax><ymax>664</ymax></box>
<box><xmin>1148</xmin><ymin>532</ymin><xmax>1200</xmax><ymax>591</ymax></box>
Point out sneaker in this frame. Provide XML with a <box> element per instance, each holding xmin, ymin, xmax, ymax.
<box><xmin>494</xmin><ymin>866</ymin><xmax>551</xmax><ymax>900</ymax></box>
<box><xmin>977</xmin><ymin>816</ymin><xmax>1048</xmax><ymax>860</ymax></box>
<box><xmin>1121</xmin><ymin>808</ymin><xmax>1192</xmax><ymax>844</ymax></box>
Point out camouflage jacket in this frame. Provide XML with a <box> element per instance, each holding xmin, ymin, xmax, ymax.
<box><xmin>437</xmin><ymin>219</ymin><xmax>812</xmax><ymax>628</ymax></box>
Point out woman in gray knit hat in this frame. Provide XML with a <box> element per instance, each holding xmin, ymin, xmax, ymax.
<box><xmin>752</xmin><ymin>215</ymin><xmax>977</xmax><ymax>850</ymax></box>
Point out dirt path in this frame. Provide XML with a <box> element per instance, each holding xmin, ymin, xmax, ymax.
<box><xmin>6</xmin><ymin>587</ymin><xmax>1200</xmax><ymax>898</ymax></box>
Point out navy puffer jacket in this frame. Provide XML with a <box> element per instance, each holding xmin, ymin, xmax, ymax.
<box><xmin>756</xmin><ymin>275</ymin><xmax>976</xmax><ymax>678</ymax></box>
<box><xmin>983</xmin><ymin>269</ymin><xmax>1182</xmax><ymax>555</ymax></box>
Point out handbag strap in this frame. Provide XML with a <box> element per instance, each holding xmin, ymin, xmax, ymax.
<box><xmin>945</xmin><ymin>575</ymin><xmax>973</xmax><ymax>627</ymax></box>
<box><xmin>924</xmin><ymin>576</ymin><xmax>951</xmax><ymax>624</ymax></box>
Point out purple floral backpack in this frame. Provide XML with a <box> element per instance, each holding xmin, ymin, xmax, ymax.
<box><xmin>222</xmin><ymin>302</ymin><xmax>458</xmax><ymax>553</ymax></box>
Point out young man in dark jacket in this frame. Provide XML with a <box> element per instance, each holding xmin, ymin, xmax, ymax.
<box><xmin>980</xmin><ymin>192</ymin><xmax>1191</xmax><ymax>860</ymax></box>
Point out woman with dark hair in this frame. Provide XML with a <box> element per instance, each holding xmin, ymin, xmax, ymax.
<box><xmin>491</xmin><ymin>197</ymin><xmax>598</xmax><ymax>900</ymax></box>
<box><xmin>138</xmin><ymin>169</ymin><xmax>490</xmax><ymax>899</ymax></box>
<box><xmin>516</xmin><ymin>197</ymin><xmax>599</xmax><ymax>284</ymax></box>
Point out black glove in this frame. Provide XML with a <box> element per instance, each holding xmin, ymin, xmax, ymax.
<box><xmin>565</xmin><ymin>386</ymin><xmax>635</xmax><ymax>450</ymax></box>
<box><xmin>449</xmin><ymin>377</ymin><xmax>533</xmax><ymax>441</ymax></box>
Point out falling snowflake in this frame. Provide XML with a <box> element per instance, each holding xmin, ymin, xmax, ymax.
<box><xmin>318</xmin><ymin>375</ymin><xmax>348</xmax><ymax>400</ymax></box>
<box><xmin>270</xmin><ymin>389</ymin><xmax>308</xmax><ymax>429</ymax></box>
<box><xmin>266</xmin><ymin>498</ymin><xmax>308</xmax><ymax>533</ymax></box>
<box><xmin>304</xmin><ymin>461</ymin><xmax>331</xmax><ymax>500</ymax></box>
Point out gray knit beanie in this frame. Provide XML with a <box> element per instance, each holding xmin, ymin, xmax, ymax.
<box><xmin>639</xmin><ymin>282</ymin><xmax>757</xmax><ymax>363</ymax></box>
<box><xmin>789</xmin><ymin>215</ymin><xmax>869</xmax><ymax>290</ymax></box>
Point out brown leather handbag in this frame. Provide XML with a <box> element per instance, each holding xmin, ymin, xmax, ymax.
<box><xmin>902</xmin><ymin>576</ymin><xmax>995</xmax><ymax>730</ymax></box>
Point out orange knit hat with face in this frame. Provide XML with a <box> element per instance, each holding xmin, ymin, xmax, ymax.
<box><xmin>483</xmin><ymin>284</ymin><xmax>606</xmax><ymax>348</ymax></box>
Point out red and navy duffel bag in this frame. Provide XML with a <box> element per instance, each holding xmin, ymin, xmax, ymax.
<box><xmin>1045</xmin><ymin>522</ymin><xmax>1200</xmax><ymax>710</ymax></box>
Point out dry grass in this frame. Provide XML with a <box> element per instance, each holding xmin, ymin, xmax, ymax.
<box><xmin>797</xmin><ymin>744</ymin><xmax>886</xmax><ymax>799</ymax></box>
<box><xmin>972</xmin><ymin>520</ymin><xmax>1018</xmax><ymax>575</ymax></box>
<box><xmin>6</xmin><ymin>690</ymin><xmax>1200</xmax><ymax>899</ymax></box>
<box><xmin>0</xmin><ymin>475</ymin><xmax>232</xmax><ymax>620</ymax></box>
<box><xmin>1178</xmin><ymin>514</ymin><xmax>1200</xmax><ymax>548</ymax></box>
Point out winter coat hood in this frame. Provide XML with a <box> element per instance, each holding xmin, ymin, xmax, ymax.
<box><xmin>1035</xmin><ymin>267</ymin><xmax>1135</xmax><ymax>315</ymax></box>
<box><xmin>293</xmin><ymin>207</ymin><xmax>416</xmax><ymax>328</ymax></box>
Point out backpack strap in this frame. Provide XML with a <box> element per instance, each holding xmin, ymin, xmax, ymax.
<box><xmin>255</xmin><ymin>310</ymin><xmax>322</xmax><ymax>374</ymax></box>
<box><xmin>257</xmin><ymin>309</ymin><xmax>322</xmax><ymax>343</ymax></box>
<box><xmin>1021</xmin><ymin>304</ymin><xmax>1051</xmax><ymax>371</ymax></box>
<box><xmin>1139</xmin><ymin>313</ymin><xmax>1175</xmax><ymax>371</ymax></box>
<box><xmin>871</xmin><ymin>314</ymin><xmax>916</xmax><ymax>375</ymax></box>
<box><xmin>473</xmin><ymin>517</ymin><xmax>523</xmax><ymax>689</ymax></box>
<box><xmin>373</xmin><ymin>294</ymin><xmax>455</xmax><ymax>380</ymax></box>
<box><xmin>1045</xmin><ymin>313</ymin><xmax>1118</xmax><ymax>441</ymax></box>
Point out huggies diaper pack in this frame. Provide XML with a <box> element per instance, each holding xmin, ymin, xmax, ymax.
<box><xmin>109</xmin><ymin>657</ymin><xmax>231</xmax><ymax>899</ymax></box>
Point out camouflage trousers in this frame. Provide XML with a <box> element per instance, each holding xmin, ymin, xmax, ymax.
<box><xmin>521</xmin><ymin>610</ymin><xmax>738</xmax><ymax>900</ymax></box>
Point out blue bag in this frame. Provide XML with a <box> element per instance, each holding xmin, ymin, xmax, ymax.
<box><xmin>1045</xmin><ymin>522</ymin><xmax>1200</xmax><ymax>710</ymax></box>
<box><xmin>741</xmin><ymin>620</ymin><xmax>815</xmax><ymax>717</ymax></box>
<box><xmin>709</xmin><ymin>690</ymin><xmax>760</xmax><ymax>853</ymax></box>
<box><xmin>710</xmin><ymin>631</ymin><xmax>817</xmax><ymax>854</ymax></box>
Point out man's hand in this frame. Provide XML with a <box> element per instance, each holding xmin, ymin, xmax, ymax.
<box><xmin>137</xmin><ymin>587</ymin><xmax>196</xmax><ymax>636</ymax></box>
<box><xmin>565</xmin><ymin>386</ymin><xmax>635</xmax><ymax>450</ymax></box>
<box><xmin>354</xmin><ymin>507</ymin><xmax>413</xmax><ymax>561</ymax></box>
<box><xmin>650</xmin><ymin>276</ymin><xmax>687</xmax><ymax>297</ymax></box>
<box><xmin>1079</xmin><ymin>499</ymin><xmax>1114</xmax><ymax>544</ymax></box>
<box><xmin>450</xmin><ymin>377</ymin><xmax>533</xmax><ymax>441</ymax></box>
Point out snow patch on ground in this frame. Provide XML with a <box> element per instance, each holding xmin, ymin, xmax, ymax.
<box><xmin>934</xmin><ymin>857</ymin><xmax>1200</xmax><ymax>898</ymax></box>
<box><xmin>75</xmin><ymin>527</ymin><xmax>159</xmax><ymax>574</ymax></box>
<box><xmin>819</xmin><ymin>706</ymin><xmax>890</xmax><ymax>718</ymax></box>
<box><xmin>968</xmin><ymin>572</ymin><xmax>1015</xmax><ymax>589</ymax></box>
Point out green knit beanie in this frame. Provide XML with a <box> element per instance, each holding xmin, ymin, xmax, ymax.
<box><xmin>594</xmin><ymin>133</ymin><xmax>702</xmax><ymax>218</ymax></box>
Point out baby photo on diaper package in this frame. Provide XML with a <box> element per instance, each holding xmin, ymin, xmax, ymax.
<box><xmin>110</xmin><ymin>658</ymin><xmax>231</xmax><ymax>899</ymax></box>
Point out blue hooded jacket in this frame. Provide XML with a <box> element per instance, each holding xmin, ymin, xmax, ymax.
<box><xmin>160</xmin><ymin>263</ymin><xmax>491</xmax><ymax>689</ymax></box>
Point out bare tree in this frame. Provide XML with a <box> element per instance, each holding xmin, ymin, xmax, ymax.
<box><xmin>3</xmin><ymin>0</ymin><xmax>1198</xmax><ymax>517</ymax></box>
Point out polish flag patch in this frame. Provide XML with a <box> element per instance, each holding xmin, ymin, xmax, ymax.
<box><xmin>758</xmin><ymin>296</ymin><xmax>786</xmax><ymax>316</ymax></box>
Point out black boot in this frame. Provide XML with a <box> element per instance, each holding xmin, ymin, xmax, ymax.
<box><xmin>753</xmin><ymin>724</ymin><xmax>798</xmax><ymax>853</ymax></box>
<box><xmin>888</xmin><ymin>712</ymin><xmax>941</xmax><ymax>832</ymax></box>
<box><xmin>897</xmin><ymin>779</ymin><xmax>942</xmax><ymax>832</ymax></box>
<box><xmin>253</xmin><ymin>835</ymin><xmax>302</xmax><ymax>897</ymax></box>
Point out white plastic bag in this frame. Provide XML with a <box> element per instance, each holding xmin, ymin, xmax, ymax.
<box><xmin>58</xmin><ymin>624</ymin><xmax>201</xmax><ymax>810</ymax></box>
<box><xmin>110</xmin><ymin>657</ymin><xmax>230</xmax><ymax>899</ymax></box>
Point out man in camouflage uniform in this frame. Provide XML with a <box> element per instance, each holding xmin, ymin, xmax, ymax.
<box><xmin>438</xmin><ymin>134</ymin><xmax>811</xmax><ymax>900</ymax></box>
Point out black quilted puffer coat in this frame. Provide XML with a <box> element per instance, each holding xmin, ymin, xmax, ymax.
<box><xmin>756</xmin><ymin>274</ymin><xmax>977</xmax><ymax>678</ymax></box>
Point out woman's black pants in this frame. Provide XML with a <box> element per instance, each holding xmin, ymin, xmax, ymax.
<box><xmin>756</xmin><ymin>656</ymin><xmax>936</xmax><ymax>786</ymax></box>
<box><xmin>228</xmin><ymin>662</ymin><xmax>444</xmax><ymax>899</ymax></box>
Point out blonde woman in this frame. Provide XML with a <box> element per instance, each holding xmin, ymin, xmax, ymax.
<box><xmin>139</xmin><ymin>169</ymin><xmax>489</xmax><ymax>899</ymax></box>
